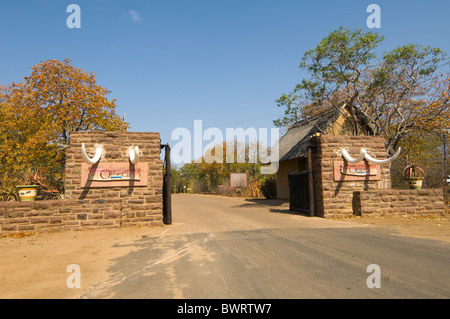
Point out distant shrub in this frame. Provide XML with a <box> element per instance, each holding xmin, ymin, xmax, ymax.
<box><xmin>217</xmin><ymin>183</ymin><xmax>231</xmax><ymax>195</ymax></box>
<box><xmin>191</xmin><ymin>179</ymin><xmax>209</xmax><ymax>193</ymax></box>
<box><xmin>259</xmin><ymin>175</ymin><xmax>277</xmax><ymax>199</ymax></box>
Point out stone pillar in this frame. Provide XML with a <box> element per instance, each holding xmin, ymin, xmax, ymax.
<box><xmin>64</xmin><ymin>131</ymin><xmax>164</xmax><ymax>227</ymax></box>
<box><xmin>309</xmin><ymin>135</ymin><xmax>391</xmax><ymax>218</ymax></box>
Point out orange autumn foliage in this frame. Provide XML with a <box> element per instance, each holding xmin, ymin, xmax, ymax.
<box><xmin>0</xmin><ymin>58</ymin><xmax>128</xmax><ymax>200</ymax></box>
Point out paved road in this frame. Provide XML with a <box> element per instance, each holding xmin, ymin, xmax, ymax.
<box><xmin>81</xmin><ymin>194</ymin><xmax>450</xmax><ymax>299</ymax></box>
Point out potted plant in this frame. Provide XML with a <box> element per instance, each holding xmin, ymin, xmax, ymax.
<box><xmin>403</xmin><ymin>163</ymin><xmax>426</xmax><ymax>189</ymax></box>
<box><xmin>16</xmin><ymin>168</ymin><xmax>39</xmax><ymax>202</ymax></box>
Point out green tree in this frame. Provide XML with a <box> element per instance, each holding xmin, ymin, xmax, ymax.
<box><xmin>171</xmin><ymin>168</ymin><xmax>190</xmax><ymax>193</ymax></box>
<box><xmin>175</xmin><ymin>141</ymin><xmax>266</xmax><ymax>194</ymax></box>
<box><xmin>275</xmin><ymin>26</ymin><xmax>384</xmax><ymax>133</ymax></box>
<box><xmin>275</xmin><ymin>26</ymin><xmax>449</xmax><ymax>155</ymax></box>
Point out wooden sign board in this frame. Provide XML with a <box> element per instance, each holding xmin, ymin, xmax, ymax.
<box><xmin>81</xmin><ymin>162</ymin><xmax>148</xmax><ymax>188</ymax></box>
<box><xmin>230</xmin><ymin>172</ymin><xmax>247</xmax><ymax>188</ymax></box>
<box><xmin>333</xmin><ymin>161</ymin><xmax>381</xmax><ymax>181</ymax></box>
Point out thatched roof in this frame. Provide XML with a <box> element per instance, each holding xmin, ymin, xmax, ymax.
<box><xmin>278</xmin><ymin>109</ymin><xmax>340</xmax><ymax>162</ymax></box>
<box><xmin>276</xmin><ymin>103</ymin><xmax>375</xmax><ymax>162</ymax></box>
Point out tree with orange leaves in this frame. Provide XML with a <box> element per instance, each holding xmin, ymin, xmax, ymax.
<box><xmin>0</xmin><ymin>58</ymin><xmax>128</xmax><ymax>200</ymax></box>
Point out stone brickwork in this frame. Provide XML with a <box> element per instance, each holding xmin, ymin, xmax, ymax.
<box><xmin>309</xmin><ymin>135</ymin><xmax>445</xmax><ymax>218</ymax></box>
<box><xmin>1</xmin><ymin>131</ymin><xmax>164</xmax><ymax>235</ymax></box>
<box><xmin>310</xmin><ymin>135</ymin><xmax>392</xmax><ymax>218</ymax></box>
<box><xmin>353</xmin><ymin>189</ymin><xmax>445</xmax><ymax>216</ymax></box>
<box><xmin>0</xmin><ymin>199</ymin><xmax>122</xmax><ymax>233</ymax></box>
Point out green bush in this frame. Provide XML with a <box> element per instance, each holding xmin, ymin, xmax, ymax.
<box><xmin>259</xmin><ymin>175</ymin><xmax>277</xmax><ymax>199</ymax></box>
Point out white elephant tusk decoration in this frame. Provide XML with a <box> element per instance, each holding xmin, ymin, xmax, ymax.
<box><xmin>342</xmin><ymin>147</ymin><xmax>401</xmax><ymax>164</ymax></box>
<box><xmin>129</xmin><ymin>146</ymin><xmax>140</xmax><ymax>164</ymax></box>
<box><xmin>81</xmin><ymin>143</ymin><xmax>140</xmax><ymax>164</ymax></box>
<box><xmin>81</xmin><ymin>143</ymin><xmax>103</xmax><ymax>165</ymax></box>
<box><xmin>341</xmin><ymin>148</ymin><xmax>366</xmax><ymax>164</ymax></box>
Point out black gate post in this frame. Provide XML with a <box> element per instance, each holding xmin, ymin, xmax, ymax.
<box><xmin>307</xmin><ymin>147</ymin><xmax>315</xmax><ymax>216</ymax></box>
<box><xmin>161</xmin><ymin>144</ymin><xmax>172</xmax><ymax>225</ymax></box>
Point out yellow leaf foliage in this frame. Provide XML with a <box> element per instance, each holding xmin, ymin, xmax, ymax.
<box><xmin>0</xmin><ymin>59</ymin><xmax>129</xmax><ymax>200</ymax></box>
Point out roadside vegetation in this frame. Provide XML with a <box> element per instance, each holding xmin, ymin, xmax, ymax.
<box><xmin>0</xmin><ymin>59</ymin><xmax>128</xmax><ymax>200</ymax></box>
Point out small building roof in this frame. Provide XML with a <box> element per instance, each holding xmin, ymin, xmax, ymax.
<box><xmin>277</xmin><ymin>104</ymin><xmax>374</xmax><ymax>162</ymax></box>
<box><xmin>278</xmin><ymin>108</ymin><xmax>340</xmax><ymax>162</ymax></box>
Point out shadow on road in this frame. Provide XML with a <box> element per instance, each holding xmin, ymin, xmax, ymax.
<box><xmin>231</xmin><ymin>198</ymin><xmax>289</xmax><ymax>208</ymax></box>
<box><xmin>231</xmin><ymin>198</ymin><xmax>312</xmax><ymax>217</ymax></box>
<box><xmin>268</xmin><ymin>208</ymin><xmax>311</xmax><ymax>217</ymax></box>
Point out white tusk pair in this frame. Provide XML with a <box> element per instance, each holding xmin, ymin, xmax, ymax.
<box><xmin>81</xmin><ymin>144</ymin><xmax>141</xmax><ymax>165</ymax></box>
<box><xmin>342</xmin><ymin>147</ymin><xmax>401</xmax><ymax>164</ymax></box>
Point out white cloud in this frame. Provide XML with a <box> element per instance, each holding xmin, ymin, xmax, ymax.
<box><xmin>128</xmin><ymin>10</ymin><xmax>142</xmax><ymax>22</ymax></box>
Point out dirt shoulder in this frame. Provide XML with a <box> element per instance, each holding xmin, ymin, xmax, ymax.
<box><xmin>0</xmin><ymin>226</ymin><xmax>167</xmax><ymax>299</ymax></box>
<box><xmin>331</xmin><ymin>213</ymin><xmax>450</xmax><ymax>243</ymax></box>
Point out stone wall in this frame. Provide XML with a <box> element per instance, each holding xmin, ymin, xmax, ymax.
<box><xmin>310</xmin><ymin>135</ymin><xmax>392</xmax><ymax>218</ymax></box>
<box><xmin>308</xmin><ymin>135</ymin><xmax>446</xmax><ymax>218</ymax></box>
<box><xmin>353</xmin><ymin>189</ymin><xmax>445</xmax><ymax>216</ymax></box>
<box><xmin>1</xmin><ymin>131</ymin><xmax>164</xmax><ymax>235</ymax></box>
<box><xmin>0</xmin><ymin>199</ymin><xmax>123</xmax><ymax>233</ymax></box>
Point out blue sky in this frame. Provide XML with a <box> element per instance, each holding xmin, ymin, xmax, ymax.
<box><xmin>1</xmin><ymin>0</ymin><xmax>449</xmax><ymax>157</ymax></box>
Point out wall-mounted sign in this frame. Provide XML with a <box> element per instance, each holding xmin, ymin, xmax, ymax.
<box><xmin>230</xmin><ymin>172</ymin><xmax>248</xmax><ymax>189</ymax></box>
<box><xmin>81</xmin><ymin>162</ymin><xmax>148</xmax><ymax>187</ymax></box>
<box><xmin>333</xmin><ymin>161</ymin><xmax>381</xmax><ymax>181</ymax></box>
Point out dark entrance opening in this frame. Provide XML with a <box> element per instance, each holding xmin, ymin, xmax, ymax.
<box><xmin>288</xmin><ymin>171</ymin><xmax>310</xmax><ymax>213</ymax></box>
<box><xmin>288</xmin><ymin>147</ymin><xmax>315</xmax><ymax>216</ymax></box>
